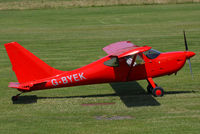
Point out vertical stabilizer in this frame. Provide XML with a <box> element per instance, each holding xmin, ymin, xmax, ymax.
<box><xmin>5</xmin><ymin>42</ymin><xmax>64</xmax><ymax>83</ymax></box>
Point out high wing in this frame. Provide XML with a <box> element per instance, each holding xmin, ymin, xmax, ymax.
<box><xmin>103</xmin><ymin>41</ymin><xmax>151</xmax><ymax>58</ymax></box>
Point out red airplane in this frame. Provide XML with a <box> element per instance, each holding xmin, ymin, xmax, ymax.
<box><xmin>5</xmin><ymin>31</ymin><xmax>195</xmax><ymax>101</ymax></box>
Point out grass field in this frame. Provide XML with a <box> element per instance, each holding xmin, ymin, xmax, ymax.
<box><xmin>0</xmin><ymin>3</ymin><xmax>200</xmax><ymax>134</ymax></box>
<box><xmin>0</xmin><ymin>0</ymin><xmax>200</xmax><ymax>10</ymax></box>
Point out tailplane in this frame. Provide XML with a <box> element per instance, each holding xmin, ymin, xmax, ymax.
<box><xmin>5</xmin><ymin>42</ymin><xmax>64</xmax><ymax>83</ymax></box>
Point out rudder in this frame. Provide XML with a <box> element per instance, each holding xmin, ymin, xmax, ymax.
<box><xmin>5</xmin><ymin>42</ymin><xmax>64</xmax><ymax>83</ymax></box>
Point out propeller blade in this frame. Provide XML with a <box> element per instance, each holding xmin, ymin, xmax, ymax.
<box><xmin>183</xmin><ymin>30</ymin><xmax>188</xmax><ymax>51</ymax></box>
<box><xmin>183</xmin><ymin>30</ymin><xmax>194</xmax><ymax>79</ymax></box>
<box><xmin>187</xmin><ymin>59</ymin><xmax>194</xmax><ymax>79</ymax></box>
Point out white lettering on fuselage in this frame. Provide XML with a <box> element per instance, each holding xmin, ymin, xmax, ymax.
<box><xmin>51</xmin><ymin>79</ymin><xmax>58</xmax><ymax>86</ymax></box>
<box><xmin>79</xmin><ymin>73</ymin><xmax>86</xmax><ymax>80</ymax></box>
<box><xmin>67</xmin><ymin>75</ymin><xmax>73</xmax><ymax>82</ymax></box>
<box><xmin>51</xmin><ymin>73</ymin><xmax>86</xmax><ymax>86</ymax></box>
<box><xmin>73</xmin><ymin>74</ymin><xmax>79</xmax><ymax>81</ymax></box>
<box><xmin>61</xmin><ymin>77</ymin><xmax>68</xmax><ymax>84</ymax></box>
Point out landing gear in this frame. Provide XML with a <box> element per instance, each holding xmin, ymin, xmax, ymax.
<box><xmin>152</xmin><ymin>87</ymin><xmax>164</xmax><ymax>97</ymax></box>
<box><xmin>147</xmin><ymin>83</ymin><xmax>157</xmax><ymax>94</ymax></box>
<box><xmin>11</xmin><ymin>93</ymin><xmax>22</xmax><ymax>101</ymax></box>
<box><xmin>146</xmin><ymin>78</ymin><xmax>164</xmax><ymax>97</ymax></box>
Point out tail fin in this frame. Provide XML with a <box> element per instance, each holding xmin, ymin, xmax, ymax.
<box><xmin>5</xmin><ymin>42</ymin><xmax>64</xmax><ymax>83</ymax></box>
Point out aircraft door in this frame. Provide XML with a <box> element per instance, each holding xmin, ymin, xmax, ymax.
<box><xmin>126</xmin><ymin>53</ymin><xmax>147</xmax><ymax>81</ymax></box>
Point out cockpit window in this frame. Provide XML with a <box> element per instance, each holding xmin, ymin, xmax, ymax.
<box><xmin>125</xmin><ymin>53</ymin><xmax>144</xmax><ymax>67</ymax></box>
<box><xmin>104</xmin><ymin>57</ymin><xmax>119</xmax><ymax>67</ymax></box>
<box><xmin>143</xmin><ymin>49</ymin><xmax>161</xmax><ymax>59</ymax></box>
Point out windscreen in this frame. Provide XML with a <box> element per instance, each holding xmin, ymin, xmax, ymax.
<box><xmin>143</xmin><ymin>49</ymin><xmax>161</xmax><ymax>59</ymax></box>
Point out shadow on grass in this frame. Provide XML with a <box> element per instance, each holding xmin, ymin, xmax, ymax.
<box><xmin>12</xmin><ymin>82</ymin><xmax>196</xmax><ymax>106</ymax></box>
<box><xmin>12</xmin><ymin>95</ymin><xmax>38</xmax><ymax>104</ymax></box>
<box><xmin>110</xmin><ymin>81</ymin><xmax>160</xmax><ymax>107</ymax></box>
<box><xmin>165</xmin><ymin>90</ymin><xmax>196</xmax><ymax>94</ymax></box>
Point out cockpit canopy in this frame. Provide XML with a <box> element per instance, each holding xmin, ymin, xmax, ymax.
<box><xmin>143</xmin><ymin>49</ymin><xmax>161</xmax><ymax>59</ymax></box>
<box><xmin>104</xmin><ymin>49</ymin><xmax>161</xmax><ymax>67</ymax></box>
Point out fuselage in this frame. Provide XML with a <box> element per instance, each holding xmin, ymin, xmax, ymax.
<box><xmin>28</xmin><ymin>50</ymin><xmax>194</xmax><ymax>92</ymax></box>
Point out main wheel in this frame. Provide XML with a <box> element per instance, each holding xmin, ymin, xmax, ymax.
<box><xmin>152</xmin><ymin>87</ymin><xmax>164</xmax><ymax>97</ymax></box>
<box><xmin>147</xmin><ymin>83</ymin><xmax>157</xmax><ymax>94</ymax></box>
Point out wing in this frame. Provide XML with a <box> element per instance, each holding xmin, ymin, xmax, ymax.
<box><xmin>103</xmin><ymin>41</ymin><xmax>151</xmax><ymax>58</ymax></box>
<box><xmin>103</xmin><ymin>41</ymin><xmax>139</xmax><ymax>54</ymax></box>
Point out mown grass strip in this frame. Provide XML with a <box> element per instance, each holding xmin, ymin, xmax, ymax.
<box><xmin>0</xmin><ymin>0</ymin><xmax>200</xmax><ymax>10</ymax></box>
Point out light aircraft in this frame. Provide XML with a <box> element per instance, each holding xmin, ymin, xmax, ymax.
<box><xmin>5</xmin><ymin>31</ymin><xmax>195</xmax><ymax>101</ymax></box>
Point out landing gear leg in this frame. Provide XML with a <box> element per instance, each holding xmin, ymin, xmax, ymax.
<box><xmin>11</xmin><ymin>93</ymin><xmax>23</xmax><ymax>101</ymax></box>
<box><xmin>146</xmin><ymin>77</ymin><xmax>164</xmax><ymax>97</ymax></box>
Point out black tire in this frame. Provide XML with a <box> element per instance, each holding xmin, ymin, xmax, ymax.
<box><xmin>152</xmin><ymin>87</ymin><xmax>164</xmax><ymax>97</ymax></box>
<box><xmin>147</xmin><ymin>83</ymin><xmax>157</xmax><ymax>94</ymax></box>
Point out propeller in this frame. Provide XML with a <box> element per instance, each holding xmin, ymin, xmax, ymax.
<box><xmin>183</xmin><ymin>30</ymin><xmax>194</xmax><ymax>79</ymax></box>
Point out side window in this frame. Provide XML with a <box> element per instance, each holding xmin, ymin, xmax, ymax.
<box><xmin>126</xmin><ymin>54</ymin><xmax>144</xmax><ymax>67</ymax></box>
<box><xmin>104</xmin><ymin>57</ymin><xmax>119</xmax><ymax>67</ymax></box>
<box><xmin>125</xmin><ymin>55</ymin><xmax>134</xmax><ymax>66</ymax></box>
<box><xmin>135</xmin><ymin>54</ymin><xmax>144</xmax><ymax>65</ymax></box>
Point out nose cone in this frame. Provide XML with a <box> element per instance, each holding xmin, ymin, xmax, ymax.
<box><xmin>185</xmin><ymin>51</ymin><xmax>195</xmax><ymax>59</ymax></box>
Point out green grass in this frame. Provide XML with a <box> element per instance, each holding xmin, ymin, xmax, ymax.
<box><xmin>0</xmin><ymin>0</ymin><xmax>200</xmax><ymax>10</ymax></box>
<box><xmin>0</xmin><ymin>3</ymin><xmax>200</xmax><ymax>134</ymax></box>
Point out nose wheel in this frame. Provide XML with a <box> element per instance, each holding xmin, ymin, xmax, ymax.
<box><xmin>147</xmin><ymin>78</ymin><xmax>164</xmax><ymax>97</ymax></box>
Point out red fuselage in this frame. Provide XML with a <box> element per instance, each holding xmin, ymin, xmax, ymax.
<box><xmin>26</xmin><ymin>51</ymin><xmax>194</xmax><ymax>92</ymax></box>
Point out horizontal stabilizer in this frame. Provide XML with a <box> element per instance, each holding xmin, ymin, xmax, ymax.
<box><xmin>8</xmin><ymin>82</ymin><xmax>20</xmax><ymax>88</ymax></box>
<box><xmin>8</xmin><ymin>81</ymin><xmax>47</xmax><ymax>91</ymax></box>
